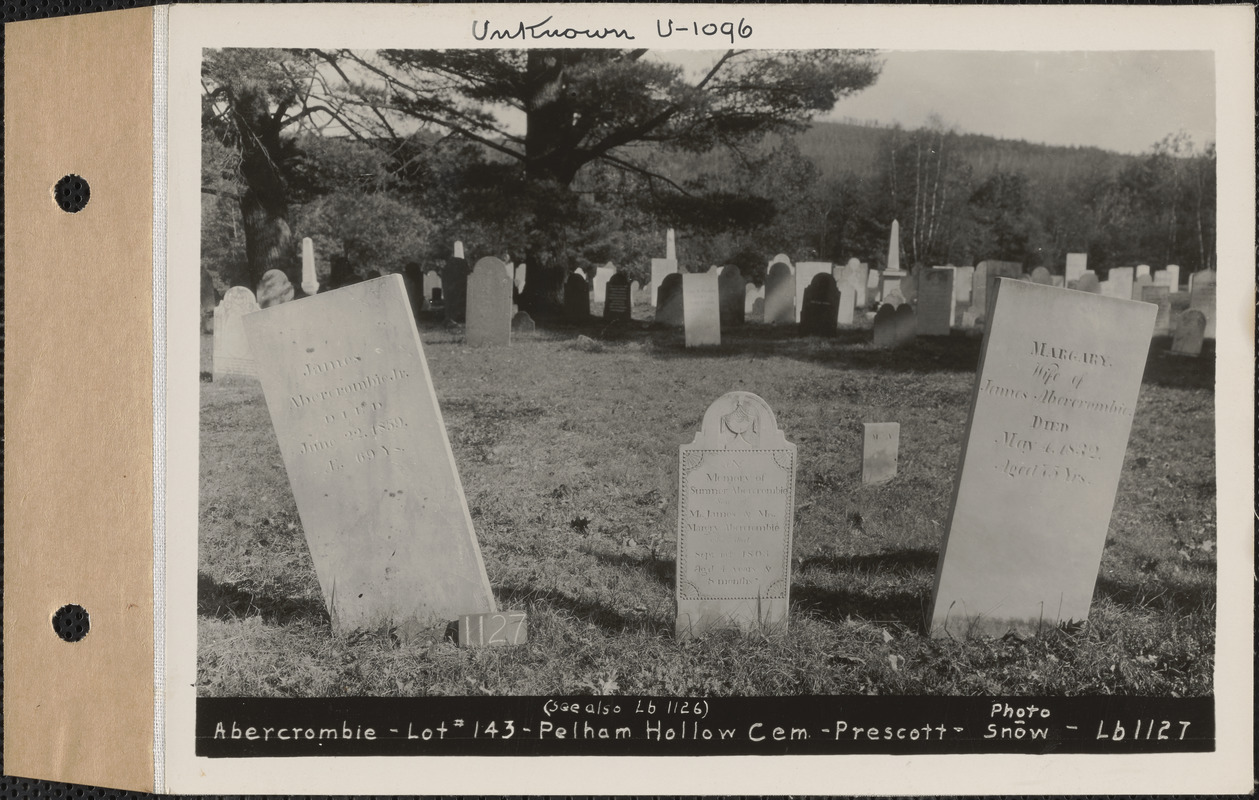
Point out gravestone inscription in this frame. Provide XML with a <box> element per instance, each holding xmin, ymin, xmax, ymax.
<box><xmin>862</xmin><ymin>422</ymin><xmax>899</xmax><ymax>484</ymax></box>
<box><xmin>242</xmin><ymin>276</ymin><xmax>495</xmax><ymax>637</ymax></box>
<box><xmin>928</xmin><ymin>279</ymin><xmax>1156</xmax><ymax>638</ymax></box>
<box><xmin>676</xmin><ymin>392</ymin><xmax>796</xmax><ymax>638</ymax></box>
<box><xmin>603</xmin><ymin>272</ymin><xmax>632</xmax><ymax>322</ymax></box>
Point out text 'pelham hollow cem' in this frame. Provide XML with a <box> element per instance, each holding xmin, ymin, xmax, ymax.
<box><xmin>243</xmin><ymin>275</ymin><xmax>495</xmax><ymax>638</ymax></box>
<box><xmin>677</xmin><ymin>392</ymin><xmax>797</xmax><ymax>638</ymax></box>
<box><xmin>929</xmin><ymin>278</ymin><xmax>1155</xmax><ymax>639</ymax></box>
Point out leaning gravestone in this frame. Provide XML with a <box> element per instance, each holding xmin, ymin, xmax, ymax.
<box><xmin>466</xmin><ymin>257</ymin><xmax>513</xmax><ymax>347</ymax></box>
<box><xmin>212</xmin><ymin>286</ymin><xmax>260</xmax><ymax>380</ymax></box>
<box><xmin>682</xmin><ymin>272</ymin><xmax>721</xmax><ymax>347</ymax></box>
<box><xmin>656</xmin><ymin>273</ymin><xmax>685</xmax><ymax>327</ymax></box>
<box><xmin>603</xmin><ymin>272</ymin><xmax>632</xmax><ymax>323</ymax></box>
<box><xmin>242</xmin><ymin>276</ymin><xmax>496</xmax><ymax>638</ymax></box>
<box><xmin>871</xmin><ymin>303</ymin><xmax>898</xmax><ymax>348</ymax></box>
<box><xmin>928</xmin><ymin>279</ymin><xmax>1156</xmax><ymax>638</ymax></box>
<box><xmin>917</xmin><ymin>268</ymin><xmax>955</xmax><ymax>336</ymax></box>
<box><xmin>443</xmin><ymin>256</ymin><xmax>470</xmax><ymax>323</ymax></box>
<box><xmin>1171</xmin><ymin>309</ymin><xmax>1206</xmax><ymax>356</ymax></box>
<box><xmin>676</xmin><ymin>391</ymin><xmax>797</xmax><ymax>639</ymax></box>
<box><xmin>799</xmin><ymin>273</ymin><xmax>839</xmax><ymax>336</ymax></box>
<box><xmin>717</xmin><ymin>266</ymin><xmax>746</xmax><ymax>328</ymax></box>
<box><xmin>862</xmin><ymin>422</ymin><xmax>899</xmax><ymax>484</ymax></box>
<box><xmin>258</xmin><ymin>269</ymin><xmax>295</xmax><ymax>309</ymax></box>
<box><xmin>1141</xmin><ymin>285</ymin><xmax>1172</xmax><ymax>335</ymax></box>
<box><xmin>564</xmin><ymin>272</ymin><xmax>591</xmax><ymax>321</ymax></box>
<box><xmin>763</xmin><ymin>261</ymin><xmax>796</xmax><ymax>325</ymax></box>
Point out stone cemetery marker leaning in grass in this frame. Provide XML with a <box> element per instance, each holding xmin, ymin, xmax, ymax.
<box><xmin>928</xmin><ymin>279</ymin><xmax>1156</xmax><ymax>639</ymax></box>
<box><xmin>1170</xmin><ymin>309</ymin><xmax>1206</xmax><ymax>356</ymax></box>
<box><xmin>682</xmin><ymin>271</ymin><xmax>721</xmax><ymax>347</ymax></box>
<box><xmin>466</xmin><ymin>256</ymin><xmax>513</xmax><ymax>347</ymax></box>
<box><xmin>862</xmin><ymin>422</ymin><xmax>899</xmax><ymax>484</ymax></box>
<box><xmin>676</xmin><ymin>392</ymin><xmax>796</xmax><ymax>638</ymax></box>
<box><xmin>242</xmin><ymin>275</ymin><xmax>495</xmax><ymax>639</ymax></box>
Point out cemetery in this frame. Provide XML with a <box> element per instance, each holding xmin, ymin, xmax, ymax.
<box><xmin>198</xmin><ymin>47</ymin><xmax>1218</xmax><ymax>701</ymax></box>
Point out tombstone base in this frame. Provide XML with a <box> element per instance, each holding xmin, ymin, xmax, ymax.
<box><xmin>929</xmin><ymin>608</ymin><xmax>1086</xmax><ymax>640</ymax></box>
<box><xmin>675</xmin><ymin>598</ymin><xmax>788</xmax><ymax>640</ymax></box>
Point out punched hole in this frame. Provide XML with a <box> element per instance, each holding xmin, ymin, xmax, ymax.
<box><xmin>53</xmin><ymin>174</ymin><xmax>90</xmax><ymax>213</ymax></box>
<box><xmin>52</xmin><ymin>604</ymin><xmax>90</xmax><ymax>642</ymax></box>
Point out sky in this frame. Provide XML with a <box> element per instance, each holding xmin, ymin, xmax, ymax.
<box><xmin>657</xmin><ymin>50</ymin><xmax>1215</xmax><ymax>155</ymax></box>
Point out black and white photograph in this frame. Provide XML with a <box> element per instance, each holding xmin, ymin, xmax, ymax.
<box><xmin>164</xmin><ymin>3</ymin><xmax>1250</xmax><ymax>793</ymax></box>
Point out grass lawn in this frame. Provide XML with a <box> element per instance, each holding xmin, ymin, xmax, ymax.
<box><xmin>197</xmin><ymin>308</ymin><xmax>1215</xmax><ymax>698</ymax></box>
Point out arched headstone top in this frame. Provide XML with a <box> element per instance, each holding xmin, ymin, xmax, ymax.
<box><xmin>690</xmin><ymin>391</ymin><xmax>791</xmax><ymax>451</ymax></box>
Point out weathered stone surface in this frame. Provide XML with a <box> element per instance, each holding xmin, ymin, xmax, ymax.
<box><xmin>974</xmin><ymin>260</ymin><xmax>1023</xmax><ymax>317</ymax></box>
<box><xmin>651</xmin><ymin>257</ymin><xmax>677</xmax><ymax>308</ymax></box>
<box><xmin>212</xmin><ymin>286</ymin><xmax>260</xmax><ymax>379</ymax></box>
<box><xmin>862</xmin><ymin>422</ymin><xmax>899</xmax><ymax>484</ymax></box>
<box><xmin>656</xmin><ymin>273</ymin><xmax>684</xmax><ymax>327</ymax></box>
<box><xmin>954</xmin><ymin>266</ymin><xmax>975</xmax><ymax>303</ymax></box>
<box><xmin>799</xmin><ymin>273</ymin><xmax>839</xmax><ymax>336</ymax></box>
<box><xmin>1064</xmin><ymin>253</ymin><xmax>1087</xmax><ymax>285</ymax></box>
<box><xmin>718</xmin><ymin>266</ymin><xmax>746</xmax><ymax>328</ymax></box>
<box><xmin>1130</xmin><ymin>273</ymin><xmax>1152</xmax><ymax>301</ymax></box>
<box><xmin>1031</xmin><ymin>267</ymin><xmax>1052</xmax><ymax>285</ymax></box>
<box><xmin>871</xmin><ymin>303</ymin><xmax>898</xmax><ymax>348</ymax></box>
<box><xmin>258</xmin><ymin>269</ymin><xmax>295</xmax><ymax>309</ymax></box>
<box><xmin>929</xmin><ymin>279</ymin><xmax>1156</xmax><ymax>638</ymax></box>
<box><xmin>1075</xmin><ymin>271</ymin><xmax>1100</xmax><ymax>294</ymax></box>
<box><xmin>744</xmin><ymin>282</ymin><xmax>764</xmax><ymax>315</ymax></box>
<box><xmin>886</xmin><ymin>219</ymin><xmax>902</xmax><ymax>272</ymax></box>
<box><xmin>918</xmin><ymin>268</ymin><xmax>956</xmax><ymax>335</ymax></box>
<box><xmin>836</xmin><ymin>283</ymin><xmax>857</xmax><ymax>326</ymax></box>
<box><xmin>893</xmin><ymin>304</ymin><xmax>917</xmax><ymax>346</ymax></box>
<box><xmin>794</xmin><ymin>261</ymin><xmax>833</xmax><ymax>323</ymax></box>
<box><xmin>1171</xmin><ymin>309</ymin><xmax>1206</xmax><ymax>355</ymax></box>
<box><xmin>510</xmin><ymin>310</ymin><xmax>535</xmax><ymax>333</ymax></box>
<box><xmin>1189</xmin><ymin>272</ymin><xmax>1216</xmax><ymax>338</ymax></box>
<box><xmin>763</xmin><ymin>262</ymin><xmax>796</xmax><ymax>325</ymax></box>
<box><xmin>466</xmin><ymin>257</ymin><xmax>513</xmax><ymax>347</ymax></box>
<box><xmin>301</xmin><ymin>237</ymin><xmax>319</xmax><ymax>296</ymax></box>
<box><xmin>1107</xmin><ymin>267</ymin><xmax>1134</xmax><ymax>301</ymax></box>
<box><xmin>603</xmin><ymin>272</ymin><xmax>632</xmax><ymax>322</ymax></box>
<box><xmin>242</xmin><ymin>275</ymin><xmax>495</xmax><ymax>636</ymax></box>
<box><xmin>564</xmin><ymin>272</ymin><xmax>590</xmax><ymax>321</ymax></box>
<box><xmin>592</xmin><ymin>264</ymin><xmax>616</xmax><ymax>304</ymax></box>
<box><xmin>835</xmin><ymin>258</ymin><xmax>868</xmax><ymax>309</ymax></box>
<box><xmin>676</xmin><ymin>392</ymin><xmax>796</xmax><ymax>639</ymax></box>
<box><xmin>1141</xmin><ymin>285</ymin><xmax>1172</xmax><ymax>335</ymax></box>
<box><xmin>683</xmin><ymin>272</ymin><xmax>721</xmax><ymax>347</ymax></box>
<box><xmin>424</xmin><ymin>270</ymin><xmax>443</xmax><ymax>303</ymax></box>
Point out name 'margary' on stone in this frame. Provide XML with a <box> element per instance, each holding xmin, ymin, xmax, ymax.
<box><xmin>676</xmin><ymin>392</ymin><xmax>797</xmax><ymax>639</ymax></box>
<box><xmin>243</xmin><ymin>275</ymin><xmax>495</xmax><ymax>639</ymax></box>
<box><xmin>928</xmin><ymin>278</ymin><xmax>1155</xmax><ymax>639</ymax></box>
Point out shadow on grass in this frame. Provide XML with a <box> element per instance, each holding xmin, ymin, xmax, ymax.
<box><xmin>588</xmin><ymin>550</ymin><xmax>675</xmax><ymax>587</ymax></box>
<box><xmin>494</xmin><ymin>583</ymin><xmax>672</xmax><ymax>637</ymax></box>
<box><xmin>792</xmin><ymin>584</ymin><xmax>931</xmax><ymax>633</ymax></box>
<box><xmin>198</xmin><ymin>571</ymin><xmax>328</xmax><ymax>625</ymax></box>
<box><xmin>797</xmin><ymin>548</ymin><xmax>940</xmax><ymax>575</ymax></box>
<box><xmin>1142</xmin><ymin>339</ymin><xmax>1215</xmax><ymax>391</ymax></box>
<box><xmin>1093</xmin><ymin>573</ymin><xmax>1217</xmax><ymax>615</ymax></box>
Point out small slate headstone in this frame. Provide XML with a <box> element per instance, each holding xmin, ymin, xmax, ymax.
<box><xmin>799</xmin><ymin>273</ymin><xmax>839</xmax><ymax>336</ymax></box>
<box><xmin>751</xmin><ymin>297</ymin><xmax>765</xmax><ymax>318</ymax></box>
<box><xmin>1030</xmin><ymin>267</ymin><xmax>1052</xmax><ymax>285</ymax></box>
<box><xmin>1171</xmin><ymin>309</ymin><xmax>1206</xmax><ymax>355</ymax></box>
<box><xmin>917</xmin><ymin>268</ymin><xmax>955</xmax><ymax>335</ymax></box>
<box><xmin>676</xmin><ymin>392</ymin><xmax>797</xmax><ymax>638</ymax></box>
<box><xmin>871</xmin><ymin>303</ymin><xmax>898</xmax><ymax>348</ymax></box>
<box><xmin>242</xmin><ymin>276</ymin><xmax>496</xmax><ymax>637</ymax></box>
<box><xmin>763</xmin><ymin>261</ymin><xmax>796</xmax><ymax>325</ymax></box>
<box><xmin>744</xmin><ymin>282</ymin><xmax>764</xmax><ymax>315</ymax></box>
<box><xmin>892</xmin><ymin>303</ymin><xmax>917</xmax><ymax>346</ymax></box>
<box><xmin>258</xmin><ymin>269</ymin><xmax>295</xmax><ymax>308</ymax></box>
<box><xmin>212</xmin><ymin>286</ymin><xmax>260</xmax><ymax>379</ymax></box>
<box><xmin>1076</xmin><ymin>272</ymin><xmax>1100</xmax><ymax>294</ymax></box>
<box><xmin>862</xmin><ymin>422</ymin><xmax>899</xmax><ymax>484</ymax></box>
<box><xmin>682</xmin><ymin>272</ymin><xmax>721</xmax><ymax>347</ymax></box>
<box><xmin>655</xmin><ymin>273</ymin><xmax>684</xmax><ymax>327</ymax></box>
<box><xmin>793</xmin><ymin>262</ymin><xmax>832</xmax><ymax>323</ymax></box>
<box><xmin>717</xmin><ymin>266</ymin><xmax>746</xmax><ymax>328</ymax></box>
<box><xmin>564</xmin><ymin>272</ymin><xmax>591</xmax><ymax>321</ymax></box>
<box><xmin>466</xmin><ymin>256</ymin><xmax>513</xmax><ymax>347</ymax></box>
<box><xmin>443</xmin><ymin>256</ymin><xmax>469</xmax><ymax>323</ymax></box>
<box><xmin>928</xmin><ymin>279</ymin><xmax>1156</xmax><ymax>638</ymax></box>
<box><xmin>603</xmin><ymin>272</ymin><xmax>632</xmax><ymax>322</ymax></box>
<box><xmin>511</xmin><ymin>310</ymin><xmax>535</xmax><ymax>333</ymax></box>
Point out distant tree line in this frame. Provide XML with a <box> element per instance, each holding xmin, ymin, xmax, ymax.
<box><xmin>201</xmin><ymin>47</ymin><xmax>1214</xmax><ymax>305</ymax></box>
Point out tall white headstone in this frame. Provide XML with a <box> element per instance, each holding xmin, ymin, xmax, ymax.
<box><xmin>453</xmin><ymin>240</ymin><xmax>465</xmax><ymax>260</ymax></box>
<box><xmin>887</xmin><ymin>219</ymin><xmax>901</xmax><ymax>273</ymax></box>
<box><xmin>666</xmin><ymin>228</ymin><xmax>677</xmax><ymax>262</ymax></box>
<box><xmin>1064</xmin><ymin>253</ymin><xmax>1087</xmax><ymax>285</ymax></box>
<box><xmin>682</xmin><ymin>272</ymin><xmax>721</xmax><ymax>347</ymax></box>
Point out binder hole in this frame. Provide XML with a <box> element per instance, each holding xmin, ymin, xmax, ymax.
<box><xmin>53</xmin><ymin>174</ymin><xmax>90</xmax><ymax>213</ymax></box>
<box><xmin>52</xmin><ymin>604</ymin><xmax>90</xmax><ymax>642</ymax></box>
